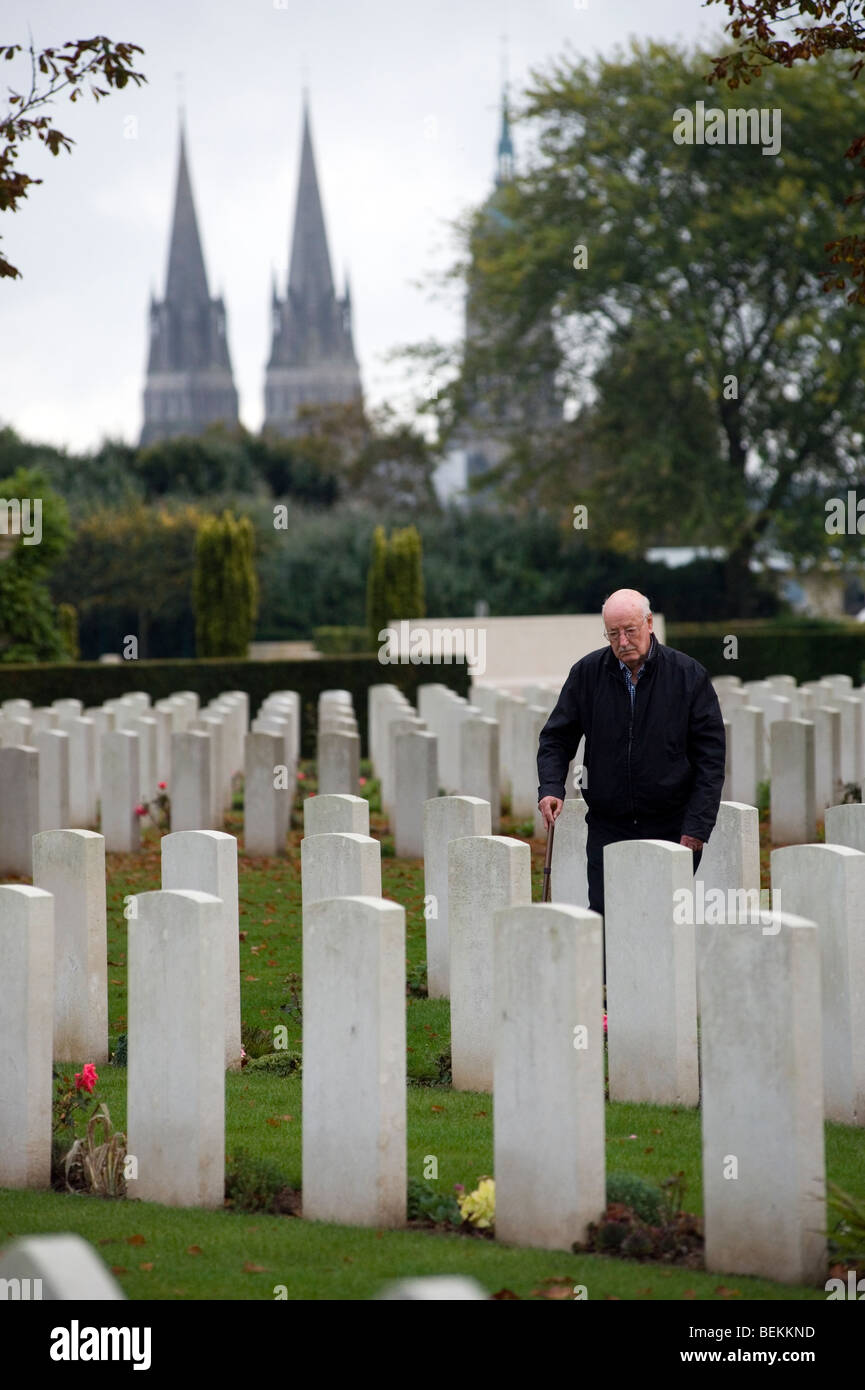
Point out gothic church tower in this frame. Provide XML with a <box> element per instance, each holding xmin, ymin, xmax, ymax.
<box><xmin>140</xmin><ymin>122</ymin><xmax>239</xmax><ymax>446</ymax></box>
<box><xmin>264</xmin><ymin>97</ymin><xmax>362</xmax><ymax>436</ymax></box>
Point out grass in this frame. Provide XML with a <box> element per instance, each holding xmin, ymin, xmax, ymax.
<box><xmin>2</xmin><ymin>762</ymin><xmax>863</xmax><ymax>1300</ymax></box>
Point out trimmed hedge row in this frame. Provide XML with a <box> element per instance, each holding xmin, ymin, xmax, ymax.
<box><xmin>666</xmin><ymin>623</ymin><xmax>865</xmax><ymax>684</ymax></box>
<box><xmin>0</xmin><ymin>656</ymin><xmax>470</xmax><ymax>758</ymax></box>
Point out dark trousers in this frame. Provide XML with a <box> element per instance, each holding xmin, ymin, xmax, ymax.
<box><xmin>586</xmin><ymin>812</ymin><xmax>703</xmax><ymax>919</ymax></box>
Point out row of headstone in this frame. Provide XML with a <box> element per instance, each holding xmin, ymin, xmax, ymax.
<box><xmin>0</xmin><ymin>688</ymin><xmax>302</xmax><ymax>867</ymax></box>
<box><xmin>316</xmin><ymin>689</ymin><xmax>361</xmax><ymax>797</ymax></box>
<box><xmin>0</xmin><ymin>827</ymin><xmax>243</xmax><ymax>1203</ymax></box>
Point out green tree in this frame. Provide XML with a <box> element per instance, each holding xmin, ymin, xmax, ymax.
<box><xmin>1</xmin><ymin>35</ymin><xmax>146</xmax><ymax>279</ymax></box>
<box><xmin>366</xmin><ymin>524</ymin><xmax>389</xmax><ymax>646</ymax></box>
<box><xmin>418</xmin><ymin>43</ymin><xmax>865</xmax><ymax>612</ymax></box>
<box><xmin>0</xmin><ymin>466</ymin><xmax>71</xmax><ymax>660</ymax></box>
<box><xmin>193</xmin><ymin>511</ymin><xmax>259</xmax><ymax>658</ymax></box>
<box><xmin>704</xmin><ymin>0</ymin><xmax>865</xmax><ymax>302</ymax></box>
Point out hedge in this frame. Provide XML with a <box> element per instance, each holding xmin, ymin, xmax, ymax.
<box><xmin>666</xmin><ymin>622</ymin><xmax>865</xmax><ymax>684</ymax></box>
<box><xmin>0</xmin><ymin>656</ymin><xmax>470</xmax><ymax>758</ymax></box>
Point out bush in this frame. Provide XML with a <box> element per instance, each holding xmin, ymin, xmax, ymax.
<box><xmin>606</xmin><ymin>1171</ymin><xmax>662</xmax><ymax>1225</ymax></box>
<box><xmin>247</xmin><ymin>1050</ymin><xmax>302</xmax><ymax>1077</ymax></box>
<box><xmin>313</xmin><ymin>626</ymin><xmax>372</xmax><ymax>654</ymax></box>
<box><xmin>407</xmin><ymin>1178</ymin><xmax>463</xmax><ymax>1228</ymax></box>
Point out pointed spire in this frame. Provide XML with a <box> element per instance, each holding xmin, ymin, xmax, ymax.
<box><xmin>495</xmin><ymin>83</ymin><xmax>514</xmax><ymax>188</ymax></box>
<box><xmin>287</xmin><ymin>99</ymin><xmax>335</xmax><ymax>303</ymax></box>
<box><xmin>165</xmin><ymin>121</ymin><xmax>210</xmax><ymax>304</ymax></box>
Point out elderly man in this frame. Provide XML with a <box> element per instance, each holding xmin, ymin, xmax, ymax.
<box><xmin>537</xmin><ymin>589</ymin><xmax>726</xmax><ymax>916</ymax></box>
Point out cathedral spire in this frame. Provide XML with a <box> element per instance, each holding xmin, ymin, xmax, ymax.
<box><xmin>165</xmin><ymin>121</ymin><xmax>211</xmax><ymax>305</ymax></box>
<box><xmin>287</xmin><ymin>101</ymin><xmax>336</xmax><ymax>305</ymax></box>
<box><xmin>140</xmin><ymin>118</ymin><xmax>239</xmax><ymax>445</ymax></box>
<box><xmin>495</xmin><ymin>83</ymin><xmax>514</xmax><ymax>188</ymax></box>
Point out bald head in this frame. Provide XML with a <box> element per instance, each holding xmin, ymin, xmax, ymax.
<box><xmin>602</xmin><ymin>589</ymin><xmax>653</xmax><ymax>671</ymax></box>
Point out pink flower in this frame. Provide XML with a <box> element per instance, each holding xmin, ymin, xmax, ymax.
<box><xmin>359</xmin><ymin>777</ymin><xmax>367</xmax><ymax>786</ymax></box>
<box><xmin>74</xmin><ymin>1063</ymin><xmax>98</xmax><ymax>1093</ymax></box>
<box><xmin>603</xmin><ymin>1012</ymin><xmax>607</xmax><ymax>1033</ymax></box>
<box><xmin>134</xmin><ymin>804</ymin><xmax>146</xmax><ymax>817</ymax></box>
<box><xmin>158</xmin><ymin>781</ymin><xmax>167</xmax><ymax>791</ymax></box>
<box><xmin>297</xmin><ymin>771</ymin><xmax>306</xmax><ymax>780</ymax></box>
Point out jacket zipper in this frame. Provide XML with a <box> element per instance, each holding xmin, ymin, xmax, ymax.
<box><xmin>627</xmin><ymin>688</ymin><xmax>636</xmax><ymax>823</ymax></box>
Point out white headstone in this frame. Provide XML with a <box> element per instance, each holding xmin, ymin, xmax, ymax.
<box><xmin>303</xmin><ymin>793</ymin><xmax>369</xmax><ymax>838</ymax></box>
<box><xmin>460</xmin><ymin>717</ymin><xmax>500</xmax><ymax>832</ymax></box>
<box><xmin>770</xmin><ymin>718</ymin><xmax>815</xmax><ymax>844</ymax></box>
<box><xmin>423</xmin><ymin>796</ymin><xmax>491</xmax><ymax>999</ymax></box>
<box><xmin>0</xmin><ymin>885</ymin><xmax>54</xmax><ymax>1187</ymax></box>
<box><xmin>448</xmin><ymin>835</ymin><xmax>531</xmax><ymax>1091</ymax></box>
<box><xmin>813</xmin><ymin>705</ymin><xmax>842</xmax><ymax>814</ymax></box>
<box><xmin>36</xmin><ymin>728</ymin><xmax>70</xmax><ymax>832</ymax></box>
<box><xmin>301</xmin><ymin>832</ymin><xmax>381</xmax><ymax>910</ymax></box>
<box><xmin>771</xmin><ymin>843</ymin><xmax>865</xmax><ymax>1125</ymax></box>
<box><xmin>244</xmin><ymin>731</ymin><xmax>285</xmax><ymax>856</ymax></box>
<box><xmin>0</xmin><ymin>1234</ymin><xmax>125</xmax><ymax>1301</ymax></box>
<box><xmin>698</xmin><ymin>910</ymin><xmax>825</xmax><ymax>1284</ymax></box>
<box><xmin>33</xmin><ymin>829</ymin><xmax>108</xmax><ymax>1065</ymax></box>
<box><xmin>494</xmin><ymin>902</ymin><xmax>605</xmax><ymax>1248</ymax></box>
<box><xmin>100</xmin><ymin>731</ymin><xmax>140</xmax><ymax>853</ymax></box>
<box><xmin>0</xmin><ymin>744</ymin><xmax>39</xmax><ymax>875</ymax></box>
<box><xmin>171</xmin><ymin>731</ymin><xmax>213</xmax><ymax>832</ymax></box>
<box><xmin>825</xmin><ymin>802</ymin><xmax>865</xmax><ymax>853</ymax></box>
<box><xmin>730</xmin><ymin>705</ymin><xmax>765</xmax><ymax>806</ymax></box>
<box><xmin>162</xmin><ymin>830</ymin><xmax>242</xmax><ymax>1072</ymax></box>
<box><xmin>317</xmin><ymin>730</ymin><xmax>360</xmax><ymax>797</ymax></box>
<box><xmin>605</xmin><ymin>839</ymin><xmax>699</xmax><ymax>1106</ymax></box>
<box><xmin>302</xmin><ymin>895</ymin><xmax>406</xmax><ymax>1226</ymax></box>
<box><xmin>394</xmin><ymin>730</ymin><xmax>438</xmax><ymax>857</ymax></box>
<box><xmin>549</xmin><ymin>797</ymin><xmax>588</xmax><ymax>907</ymax></box>
<box><xmin>126</xmin><ymin>889</ymin><xmax>224</xmax><ymax>1207</ymax></box>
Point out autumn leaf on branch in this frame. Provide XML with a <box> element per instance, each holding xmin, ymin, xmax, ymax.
<box><xmin>0</xmin><ymin>35</ymin><xmax>146</xmax><ymax>279</ymax></box>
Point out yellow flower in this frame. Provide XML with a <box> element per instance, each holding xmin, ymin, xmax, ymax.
<box><xmin>458</xmin><ymin>1177</ymin><xmax>495</xmax><ymax>1228</ymax></box>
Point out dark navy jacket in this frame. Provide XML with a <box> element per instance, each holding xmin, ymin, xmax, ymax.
<box><xmin>536</xmin><ymin>637</ymin><xmax>726</xmax><ymax>842</ymax></box>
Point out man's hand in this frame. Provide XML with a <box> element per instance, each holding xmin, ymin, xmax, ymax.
<box><xmin>539</xmin><ymin>796</ymin><xmax>563</xmax><ymax>829</ymax></box>
<box><xmin>680</xmin><ymin>834</ymin><xmax>703</xmax><ymax>852</ymax></box>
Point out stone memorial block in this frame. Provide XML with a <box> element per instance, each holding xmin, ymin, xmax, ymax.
<box><xmin>448</xmin><ymin>835</ymin><xmax>531</xmax><ymax>1091</ymax></box>
<box><xmin>162</xmin><ymin>830</ymin><xmax>242</xmax><ymax>1071</ymax></box>
<box><xmin>699</xmin><ymin>909</ymin><xmax>825</xmax><ymax>1283</ymax></box>
<box><xmin>33</xmin><ymin>829</ymin><xmax>108</xmax><ymax>1064</ymax></box>
<box><xmin>0</xmin><ymin>885</ymin><xmax>54</xmax><ymax>1187</ymax></box>
<box><xmin>494</xmin><ymin>902</ymin><xmax>605</xmax><ymax>1249</ymax></box>
<box><xmin>605</xmin><ymin>839</ymin><xmax>698</xmax><ymax>1106</ymax></box>
<box><xmin>423</xmin><ymin>796</ymin><xmax>491</xmax><ymax>999</ymax></box>
<box><xmin>302</xmin><ymin>895</ymin><xmax>406</xmax><ymax>1227</ymax></box>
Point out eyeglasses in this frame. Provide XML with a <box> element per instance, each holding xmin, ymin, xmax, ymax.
<box><xmin>603</xmin><ymin>618</ymin><xmax>646</xmax><ymax>643</ymax></box>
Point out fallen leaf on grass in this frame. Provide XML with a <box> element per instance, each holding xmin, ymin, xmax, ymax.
<box><xmin>683</xmin><ymin>1289</ymin><xmax>696</xmax><ymax>1299</ymax></box>
<box><xmin>430</xmin><ymin>1104</ymin><xmax>445</xmax><ymax>1113</ymax></box>
<box><xmin>492</xmin><ymin>1288</ymin><xmax>521</xmax><ymax>1300</ymax></box>
<box><xmin>110</xmin><ymin>1266</ymin><xmax>128</xmax><ymax>1275</ymax></box>
<box><xmin>473</xmin><ymin>1111</ymin><xmax>487</xmax><ymax>1118</ymax></box>
<box><xmin>98</xmin><ymin>1238</ymin><xmax>118</xmax><ymax>1246</ymax></box>
<box><xmin>186</xmin><ymin>1245</ymin><xmax>203</xmax><ymax>1256</ymax></box>
<box><xmin>636</xmin><ymin>1287</ymin><xmax>654</xmax><ymax>1296</ymax></box>
<box><xmin>110</xmin><ymin>979</ymin><xmax>124</xmax><ymax>986</ymax></box>
<box><xmin>644</xmin><ymin>1147</ymin><xmax>654</xmax><ymax>1154</ymax></box>
<box><xmin>715</xmin><ymin>1285</ymin><xmax>741</xmax><ymax>1298</ymax></box>
<box><xmin>243</xmin><ymin>1262</ymin><xmax>268</xmax><ymax>1273</ymax></box>
<box><xmin>266</xmin><ymin>1117</ymin><xmax>280</xmax><ymax>1127</ymax></box>
<box><xmin>531</xmin><ymin>1276</ymin><xmax>574</xmax><ymax>1300</ymax></box>
<box><xmin>603</xmin><ymin>1295</ymin><xmax>621</xmax><ymax>1300</ymax></box>
<box><xmin>245</xmin><ymin>975</ymin><xmax>259</xmax><ymax>982</ymax></box>
<box><xmin>126</xmin><ymin>1234</ymin><xmax>146</xmax><ymax>1246</ymax></box>
<box><xmin>139</xmin><ymin>1262</ymin><xmax>154</xmax><ymax>1272</ymax></box>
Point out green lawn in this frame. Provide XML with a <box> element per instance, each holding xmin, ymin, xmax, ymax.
<box><xmin>1</xmin><ymin>764</ymin><xmax>862</xmax><ymax>1301</ymax></box>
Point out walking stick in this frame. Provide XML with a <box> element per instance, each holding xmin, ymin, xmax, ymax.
<box><xmin>542</xmin><ymin>817</ymin><xmax>555</xmax><ymax>903</ymax></box>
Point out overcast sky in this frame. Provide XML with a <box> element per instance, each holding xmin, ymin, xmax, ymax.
<box><xmin>2</xmin><ymin>0</ymin><xmax>719</xmax><ymax>453</ymax></box>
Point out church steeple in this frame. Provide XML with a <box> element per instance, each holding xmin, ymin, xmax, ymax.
<box><xmin>140</xmin><ymin>120</ymin><xmax>239</xmax><ymax>445</ymax></box>
<box><xmin>264</xmin><ymin>98</ymin><xmax>362</xmax><ymax>436</ymax></box>
<box><xmin>495</xmin><ymin>84</ymin><xmax>514</xmax><ymax>187</ymax></box>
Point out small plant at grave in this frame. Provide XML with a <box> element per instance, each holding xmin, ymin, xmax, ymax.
<box><xmin>406</xmin><ymin>960</ymin><xmax>428</xmax><ymax>998</ymax></box>
<box><xmin>380</xmin><ymin>834</ymin><xmax>396</xmax><ymax>858</ymax></box>
<box><xmin>247</xmin><ymin>1050</ymin><xmax>302</xmax><ymax>1077</ymax></box>
<box><xmin>606</xmin><ymin>1171</ymin><xmax>662</xmax><ymax>1225</ymax></box>
<box><xmin>239</xmin><ymin>1022</ymin><xmax>274</xmax><ymax>1059</ymax></box>
<box><xmin>278</xmin><ymin>975</ymin><xmax>302</xmax><ymax>1025</ymax></box>
<box><xmin>827</xmin><ymin>1181</ymin><xmax>865</xmax><ymax>1270</ymax></box>
<box><xmin>407</xmin><ymin>1178</ymin><xmax>463</xmax><ymax>1229</ymax></box>
<box><xmin>839</xmin><ymin>781</ymin><xmax>862</xmax><ymax>805</ymax></box>
<box><xmin>756</xmin><ymin>778</ymin><xmax>770</xmax><ymax>819</ymax></box>
<box><xmin>231</xmin><ymin>771</ymin><xmax>244</xmax><ymax>811</ymax></box>
<box><xmin>576</xmin><ymin>1169</ymin><xmax>703</xmax><ymax>1266</ymax></box>
<box><xmin>457</xmin><ymin>1176</ymin><xmax>496</xmax><ymax>1230</ymax></box>
<box><xmin>135</xmin><ymin>782</ymin><xmax>170</xmax><ymax>833</ymax></box>
<box><xmin>224</xmin><ymin>1149</ymin><xmax>296</xmax><ymax>1214</ymax></box>
<box><xmin>52</xmin><ymin>1064</ymin><xmax>127</xmax><ymax>1197</ymax></box>
<box><xmin>111</xmin><ymin>1033</ymin><xmax>128</xmax><ymax>1067</ymax></box>
<box><xmin>514</xmin><ymin>818</ymin><xmax>536</xmax><ymax>839</ymax></box>
<box><xmin>436</xmin><ymin>1048</ymin><xmax>452</xmax><ymax>1085</ymax></box>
